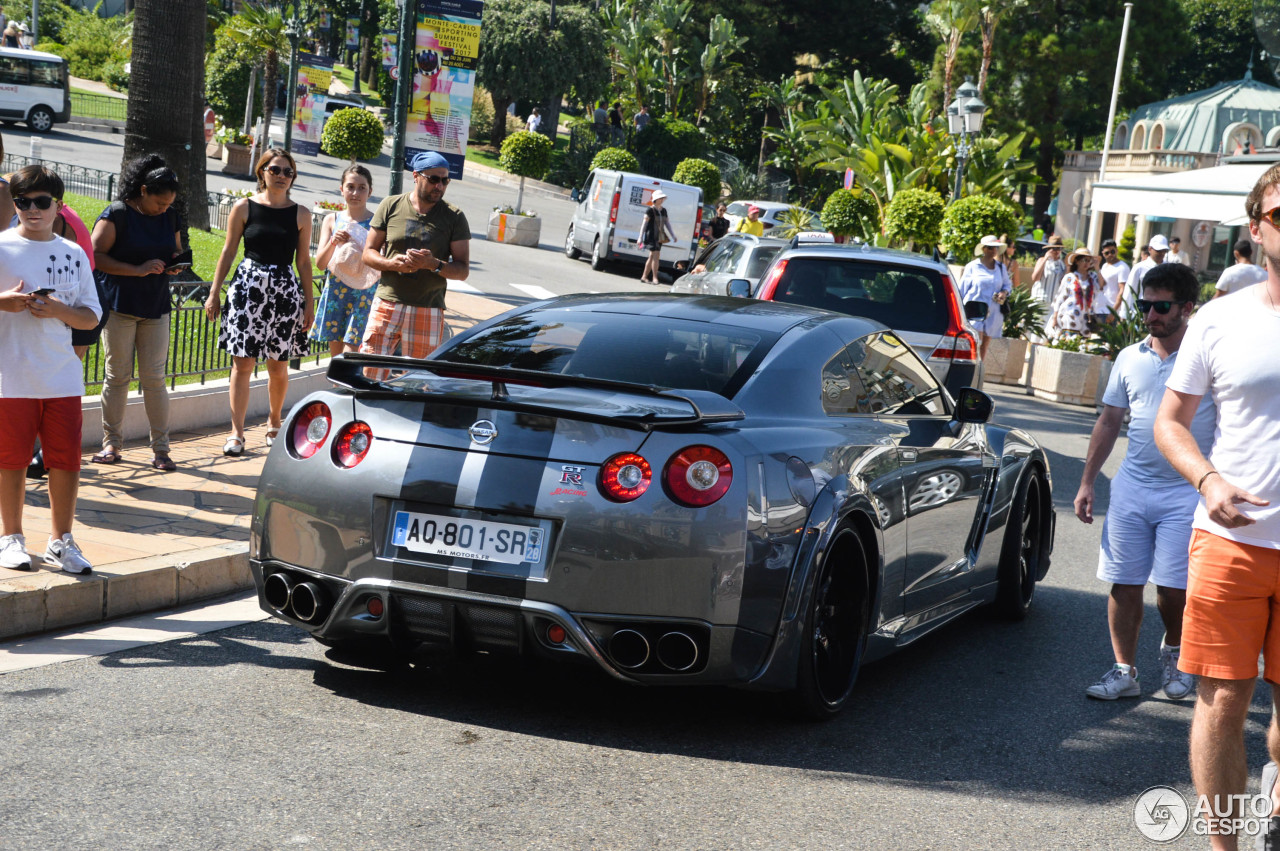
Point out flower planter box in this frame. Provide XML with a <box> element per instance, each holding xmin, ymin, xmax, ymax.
<box><xmin>982</xmin><ymin>337</ymin><xmax>1029</xmax><ymax>386</ymax></box>
<box><xmin>486</xmin><ymin>210</ymin><xmax>541</xmax><ymax>247</ymax></box>
<box><xmin>1027</xmin><ymin>344</ymin><xmax>1109</xmax><ymax>407</ymax></box>
<box><xmin>221</xmin><ymin>143</ymin><xmax>252</xmax><ymax>176</ymax></box>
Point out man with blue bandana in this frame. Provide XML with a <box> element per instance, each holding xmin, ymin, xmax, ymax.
<box><xmin>360</xmin><ymin>151</ymin><xmax>471</xmax><ymax>368</ymax></box>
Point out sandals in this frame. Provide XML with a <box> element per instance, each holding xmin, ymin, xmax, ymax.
<box><xmin>151</xmin><ymin>454</ymin><xmax>177</xmax><ymax>472</ymax></box>
<box><xmin>265</xmin><ymin>428</ymin><xmax>280</xmax><ymax>448</ymax></box>
<box><xmin>222</xmin><ymin>436</ymin><xmax>245</xmax><ymax>457</ymax></box>
<box><xmin>91</xmin><ymin>447</ymin><xmax>122</xmax><ymax>464</ymax></box>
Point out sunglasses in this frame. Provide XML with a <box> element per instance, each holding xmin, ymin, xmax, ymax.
<box><xmin>265</xmin><ymin>165</ymin><xmax>296</xmax><ymax>178</ymax></box>
<box><xmin>1135</xmin><ymin>299</ymin><xmax>1185</xmax><ymax>315</ymax></box>
<box><xmin>13</xmin><ymin>195</ymin><xmax>55</xmax><ymax>210</ymax></box>
<box><xmin>1262</xmin><ymin>206</ymin><xmax>1280</xmax><ymax>228</ymax></box>
<box><xmin>417</xmin><ymin>173</ymin><xmax>450</xmax><ymax>186</ymax></box>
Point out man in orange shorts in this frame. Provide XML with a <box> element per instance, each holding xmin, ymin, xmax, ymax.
<box><xmin>1156</xmin><ymin>162</ymin><xmax>1280</xmax><ymax>850</ymax></box>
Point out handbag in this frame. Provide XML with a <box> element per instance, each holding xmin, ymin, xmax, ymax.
<box><xmin>327</xmin><ymin>220</ymin><xmax>379</xmax><ymax>290</ymax></box>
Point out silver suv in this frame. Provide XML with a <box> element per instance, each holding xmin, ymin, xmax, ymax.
<box><xmin>671</xmin><ymin>233</ymin><xmax>788</xmax><ymax>296</ymax></box>
<box><xmin>743</xmin><ymin>239</ymin><xmax>981</xmax><ymax>396</ymax></box>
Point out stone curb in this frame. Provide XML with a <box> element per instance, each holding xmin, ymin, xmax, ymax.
<box><xmin>0</xmin><ymin>543</ymin><xmax>251</xmax><ymax>641</ymax></box>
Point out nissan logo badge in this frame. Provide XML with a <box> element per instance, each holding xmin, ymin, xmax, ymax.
<box><xmin>469</xmin><ymin>419</ymin><xmax>498</xmax><ymax>445</ymax></box>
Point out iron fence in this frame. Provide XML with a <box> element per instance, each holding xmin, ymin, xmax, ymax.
<box><xmin>207</xmin><ymin>191</ymin><xmax>328</xmax><ymax>250</ymax></box>
<box><xmin>69</xmin><ymin>91</ymin><xmax>127</xmax><ymax>122</ymax></box>
<box><xmin>1</xmin><ymin>153</ymin><xmax>116</xmax><ymax>201</ymax></box>
<box><xmin>81</xmin><ymin>281</ymin><xmax>329</xmax><ymax>392</ymax></box>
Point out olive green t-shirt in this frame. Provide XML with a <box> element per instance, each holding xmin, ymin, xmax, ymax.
<box><xmin>369</xmin><ymin>193</ymin><xmax>471</xmax><ymax>308</ymax></box>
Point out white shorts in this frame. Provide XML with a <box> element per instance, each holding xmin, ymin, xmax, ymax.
<box><xmin>969</xmin><ymin>305</ymin><xmax>1004</xmax><ymax>338</ymax></box>
<box><xmin>1096</xmin><ymin>473</ymin><xmax>1199</xmax><ymax>589</ymax></box>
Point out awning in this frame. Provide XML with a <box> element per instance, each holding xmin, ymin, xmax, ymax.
<box><xmin>1089</xmin><ymin>162</ymin><xmax>1272</xmax><ymax>223</ymax></box>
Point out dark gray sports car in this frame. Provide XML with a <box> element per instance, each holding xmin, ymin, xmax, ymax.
<box><xmin>250</xmin><ymin>294</ymin><xmax>1055</xmax><ymax>717</ymax></box>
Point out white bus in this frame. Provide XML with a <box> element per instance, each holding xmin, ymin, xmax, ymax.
<box><xmin>0</xmin><ymin>46</ymin><xmax>70</xmax><ymax>133</ymax></box>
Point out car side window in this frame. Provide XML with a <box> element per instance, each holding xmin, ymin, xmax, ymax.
<box><xmin>0</xmin><ymin>56</ymin><xmax>29</xmax><ymax>86</ymax></box>
<box><xmin>712</xmin><ymin>240</ymin><xmax>747</xmax><ymax>273</ymax></box>
<box><xmin>696</xmin><ymin>242</ymin><xmax>730</xmax><ymax>272</ymax></box>
<box><xmin>745</xmin><ymin>247</ymin><xmax>781</xmax><ymax>279</ymax></box>
<box><xmin>726</xmin><ymin>202</ymin><xmax>748</xmax><ymax>217</ymax></box>
<box><xmin>821</xmin><ymin>349</ymin><xmax>869</xmax><ymax>415</ymax></box>
<box><xmin>846</xmin><ymin>333</ymin><xmax>948</xmax><ymax>416</ymax></box>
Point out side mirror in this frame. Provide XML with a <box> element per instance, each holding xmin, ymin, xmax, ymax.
<box><xmin>727</xmin><ymin>278</ymin><xmax>751</xmax><ymax>298</ymax></box>
<box><xmin>953</xmin><ymin>387</ymin><xmax>993</xmax><ymax>424</ymax></box>
<box><xmin>963</xmin><ymin>300</ymin><xmax>989</xmax><ymax>320</ymax></box>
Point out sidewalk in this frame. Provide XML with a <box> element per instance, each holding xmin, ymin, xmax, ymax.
<box><xmin>0</xmin><ymin>291</ymin><xmax>514</xmax><ymax>640</ymax></box>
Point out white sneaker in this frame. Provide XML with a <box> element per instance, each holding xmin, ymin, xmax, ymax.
<box><xmin>0</xmin><ymin>533</ymin><xmax>31</xmax><ymax>570</ymax></box>
<box><xmin>1086</xmin><ymin>664</ymin><xmax>1141</xmax><ymax>700</ymax></box>
<box><xmin>1161</xmin><ymin>641</ymin><xmax>1194</xmax><ymax>700</ymax></box>
<box><xmin>44</xmin><ymin>533</ymin><xmax>91</xmax><ymax>575</ymax></box>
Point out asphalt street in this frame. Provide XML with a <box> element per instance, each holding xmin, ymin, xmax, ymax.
<box><xmin>0</xmin><ymin>127</ymin><xmax>1273</xmax><ymax>849</ymax></box>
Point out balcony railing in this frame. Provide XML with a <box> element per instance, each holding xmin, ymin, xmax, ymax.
<box><xmin>1063</xmin><ymin>149</ymin><xmax>1219</xmax><ymax>172</ymax></box>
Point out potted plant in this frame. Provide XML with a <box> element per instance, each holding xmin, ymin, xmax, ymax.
<box><xmin>1027</xmin><ymin>332</ymin><xmax>1110</xmax><ymax>407</ymax></box>
<box><xmin>983</xmin><ymin>286</ymin><xmax>1045</xmax><ymax>385</ymax></box>
<box><xmin>218</xmin><ymin>126</ymin><xmax>254</xmax><ymax>176</ymax></box>
<box><xmin>489</xmin><ymin>130</ymin><xmax>553</xmax><ymax>247</ymax></box>
<box><xmin>883</xmin><ymin>188</ymin><xmax>945</xmax><ymax>253</ymax></box>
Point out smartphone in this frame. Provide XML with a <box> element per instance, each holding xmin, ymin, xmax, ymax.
<box><xmin>32</xmin><ymin>287</ymin><xmax>54</xmax><ymax>297</ymax></box>
<box><xmin>166</xmin><ymin>250</ymin><xmax>194</xmax><ymax>271</ymax></box>
<box><xmin>166</xmin><ymin>262</ymin><xmax>193</xmax><ymax>272</ymax></box>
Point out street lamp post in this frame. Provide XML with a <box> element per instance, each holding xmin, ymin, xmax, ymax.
<box><xmin>282</xmin><ymin>0</ymin><xmax>302</xmax><ymax>154</ymax></box>
<box><xmin>388</xmin><ymin>0</ymin><xmax>415</xmax><ymax>195</ymax></box>
<box><xmin>946</xmin><ymin>77</ymin><xmax>986</xmax><ymax>203</ymax></box>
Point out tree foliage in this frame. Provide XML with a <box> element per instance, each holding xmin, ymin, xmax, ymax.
<box><xmin>320</xmin><ymin>107</ymin><xmax>386</xmax><ymax>161</ymax></box>
<box><xmin>590</xmin><ymin>147</ymin><xmax>640</xmax><ymax>172</ymax></box>
<box><xmin>883</xmin><ymin>188</ymin><xmax>946</xmax><ymax>250</ymax></box>
<box><xmin>822</xmin><ymin>188</ymin><xmax>877</xmax><ymax>241</ymax></box>
<box><xmin>205</xmin><ymin>27</ymin><xmax>260</xmax><ymax>126</ymax></box>
<box><xmin>940</xmin><ymin>194</ymin><xmax>1022</xmax><ymax>259</ymax></box>
<box><xmin>500</xmin><ymin>130</ymin><xmax>554</xmax><ymax>179</ymax></box>
<box><xmin>672</xmin><ymin>158</ymin><xmax>722</xmax><ymax>203</ymax></box>
<box><xmin>1168</xmin><ymin>0</ymin><xmax>1274</xmax><ymax>93</ymax></box>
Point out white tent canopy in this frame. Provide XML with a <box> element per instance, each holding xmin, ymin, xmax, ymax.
<box><xmin>1089</xmin><ymin>162</ymin><xmax>1272</xmax><ymax>224</ymax></box>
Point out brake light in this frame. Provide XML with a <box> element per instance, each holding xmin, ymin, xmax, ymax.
<box><xmin>332</xmin><ymin>421</ymin><xmax>373</xmax><ymax>468</ymax></box>
<box><xmin>290</xmin><ymin>402</ymin><xmax>331</xmax><ymax>459</ymax></box>
<box><xmin>694</xmin><ymin>205</ymin><xmax>703</xmax><ymax>241</ymax></box>
<box><xmin>600</xmin><ymin>452</ymin><xmax>651</xmax><ymax>501</ymax></box>
<box><xmin>757</xmin><ymin>258</ymin><xmax>788</xmax><ymax>300</ymax></box>
<box><xmin>664</xmin><ymin>445</ymin><xmax>732</xmax><ymax>507</ymax></box>
<box><xmin>609</xmin><ymin>190</ymin><xmax>620</xmax><ymax>225</ymax></box>
<box><xmin>930</xmin><ymin>273</ymin><xmax>980</xmax><ymax>363</ymax></box>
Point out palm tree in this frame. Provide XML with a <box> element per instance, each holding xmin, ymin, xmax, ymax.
<box><xmin>124</xmin><ymin>0</ymin><xmax>209</xmax><ymax>230</ymax></box>
<box><xmin>224</xmin><ymin>2</ymin><xmax>290</xmax><ymax>150</ymax></box>
<box><xmin>924</xmin><ymin>0</ymin><xmax>981</xmax><ymax>108</ymax></box>
<box><xmin>976</xmin><ymin>0</ymin><xmax>1027</xmax><ymax>95</ymax></box>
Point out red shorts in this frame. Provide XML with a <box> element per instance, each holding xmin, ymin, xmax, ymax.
<box><xmin>1180</xmin><ymin>529</ymin><xmax>1280</xmax><ymax>682</ymax></box>
<box><xmin>0</xmin><ymin>397</ymin><xmax>83</xmax><ymax>472</ymax></box>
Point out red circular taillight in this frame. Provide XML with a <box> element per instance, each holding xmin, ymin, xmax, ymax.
<box><xmin>290</xmin><ymin>402</ymin><xmax>331</xmax><ymax>459</ymax></box>
<box><xmin>664</xmin><ymin>445</ymin><xmax>733</xmax><ymax>507</ymax></box>
<box><xmin>332</xmin><ymin>421</ymin><xmax>373</xmax><ymax>468</ymax></box>
<box><xmin>600</xmin><ymin>452</ymin><xmax>651</xmax><ymax>502</ymax></box>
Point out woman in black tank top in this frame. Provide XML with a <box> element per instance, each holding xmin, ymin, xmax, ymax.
<box><xmin>205</xmin><ymin>148</ymin><xmax>315</xmax><ymax>456</ymax></box>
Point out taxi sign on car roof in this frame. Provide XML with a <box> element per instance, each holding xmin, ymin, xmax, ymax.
<box><xmin>791</xmin><ymin>231</ymin><xmax>835</xmax><ymax>246</ymax></box>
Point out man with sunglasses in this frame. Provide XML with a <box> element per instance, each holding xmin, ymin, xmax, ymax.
<box><xmin>1097</xmin><ymin>238</ymin><xmax>1130</xmax><ymax>313</ymax></box>
<box><xmin>360</xmin><ymin>151</ymin><xmax>470</xmax><ymax>371</ymax></box>
<box><xmin>1076</xmin><ymin>263</ymin><xmax>1212</xmax><ymax>703</ymax></box>
<box><xmin>1156</xmin><ymin>163</ymin><xmax>1280</xmax><ymax>849</ymax></box>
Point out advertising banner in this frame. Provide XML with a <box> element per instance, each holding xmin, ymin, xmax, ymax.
<box><xmin>290</xmin><ymin>52</ymin><xmax>335</xmax><ymax>157</ymax></box>
<box><xmin>403</xmin><ymin>0</ymin><xmax>484</xmax><ymax>180</ymax></box>
<box><xmin>345</xmin><ymin>18</ymin><xmax>360</xmax><ymax>49</ymax></box>
<box><xmin>319</xmin><ymin>11</ymin><xmax>331</xmax><ymax>30</ymax></box>
<box><xmin>381</xmin><ymin>29</ymin><xmax>398</xmax><ymax>70</ymax></box>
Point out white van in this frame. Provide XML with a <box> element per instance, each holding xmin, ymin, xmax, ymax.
<box><xmin>565</xmin><ymin>169</ymin><xmax>703</xmax><ymax>272</ymax></box>
<box><xmin>0</xmin><ymin>46</ymin><xmax>70</xmax><ymax>133</ymax></box>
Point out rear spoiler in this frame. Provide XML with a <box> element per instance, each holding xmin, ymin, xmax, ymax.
<box><xmin>327</xmin><ymin>353</ymin><xmax>746</xmax><ymax>430</ymax></box>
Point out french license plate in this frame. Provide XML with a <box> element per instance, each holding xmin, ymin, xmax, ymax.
<box><xmin>391</xmin><ymin>510</ymin><xmax>545</xmax><ymax>566</ymax></box>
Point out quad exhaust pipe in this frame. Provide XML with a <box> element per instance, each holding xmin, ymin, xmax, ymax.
<box><xmin>608</xmin><ymin>629</ymin><xmax>650</xmax><ymax>669</ymax></box>
<box><xmin>656</xmin><ymin>632</ymin><xmax>699</xmax><ymax>672</ymax></box>
<box><xmin>263</xmin><ymin>571</ymin><xmax>330</xmax><ymax>625</ymax></box>
<box><xmin>608</xmin><ymin>628</ymin><xmax>700</xmax><ymax>672</ymax></box>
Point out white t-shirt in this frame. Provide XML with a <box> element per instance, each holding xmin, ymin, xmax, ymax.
<box><xmin>526</xmin><ymin>114</ymin><xmax>541</xmax><ymax>133</ymax></box>
<box><xmin>1167</xmin><ymin>249</ymin><xmax>1191</xmax><ymax>266</ymax></box>
<box><xmin>1122</xmin><ymin>258</ymin><xmax>1158</xmax><ymax>317</ymax></box>
<box><xmin>1165</xmin><ymin>289</ymin><xmax>1280</xmax><ymax>548</ymax></box>
<box><xmin>1100</xmin><ymin>260</ymin><xmax>1130</xmax><ymax>310</ymax></box>
<box><xmin>0</xmin><ymin>230</ymin><xmax>100</xmax><ymax>399</ymax></box>
<box><xmin>1215</xmin><ymin>262</ymin><xmax>1268</xmax><ymax>296</ymax></box>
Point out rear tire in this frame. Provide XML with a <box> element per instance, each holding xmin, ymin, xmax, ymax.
<box><xmin>564</xmin><ymin>225</ymin><xmax>581</xmax><ymax>259</ymax></box>
<box><xmin>590</xmin><ymin>236</ymin><xmax>608</xmax><ymax>271</ymax></box>
<box><xmin>27</xmin><ymin>106</ymin><xmax>53</xmax><ymax>134</ymax></box>
<box><xmin>993</xmin><ymin>470</ymin><xmax>1044</xmax><ymax>620</ymax></box>
<box><xmin>790</xmin><ymin>528</ymin><xmax>871</xmax><ymax>720</ymax></box>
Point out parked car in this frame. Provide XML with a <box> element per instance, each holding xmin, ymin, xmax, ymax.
<box><xmin>724</xmin><ymin>200</ymin><xmax>823</xmax><ymax>234</ymax></box>
<box><xmin>250</xmin><ymin>293</ymin><xmax>1055</xmax><ymax>718</ymax></box>
<box><xmin>671</xmin><ymin>233</ymin><xmax>788</xmax><ymax>296</ymax></box>
<box><xmin>741</xmin><ymin>237</ymin><xmax>982</xmax><ymax>397</ymax></box>
<box><xmin>565</xmin><ymin>169</ymin><xmax>703</xmax><ymax>273</ymax></box>
<box><xmin>0</xmin><ymin>46</ymin><xmax>70</xmax><ymax>133</ymax></box>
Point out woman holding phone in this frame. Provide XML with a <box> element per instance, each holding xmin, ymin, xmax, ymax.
<box><xmin>90</xmin><ymin>153</ymin><xmax>183</xmax><ymax>471</ymax></box>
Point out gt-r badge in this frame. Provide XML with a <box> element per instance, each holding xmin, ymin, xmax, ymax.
<box><xmin>559</xmin><ymin>465</ymin><xmax>585</xmax><ymax>486</ymax></box>
<box><xmin>468</xmin><ymin>419</ymin><xmax>498</xmax><ymax>444</ymax></box>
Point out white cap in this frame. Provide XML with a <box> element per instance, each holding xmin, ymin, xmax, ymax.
<box><xmin>1148</xmin><ymin>234</ymin><xmax>1170</xmax><ymax>252</ymax></box>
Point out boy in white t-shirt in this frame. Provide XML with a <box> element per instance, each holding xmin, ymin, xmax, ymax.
<box><xmin>0</xmin><ymin>165</ymin><xmax>101</xmax><ymax>574</ymax></box>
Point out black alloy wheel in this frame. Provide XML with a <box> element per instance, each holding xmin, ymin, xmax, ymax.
<box><xmin>792</xmin><ymin>529</ymin><xmax>870</xmax><ymax>719</ymax></box>
<box><xmin>993</xmin><ymin>471</ymin><xmax>1043</xmax><ymax>620</ymax></box>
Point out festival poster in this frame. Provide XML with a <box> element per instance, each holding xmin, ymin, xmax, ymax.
<box><xmin>319</xmin><ymin>11</ymin><xmax>331</xmax><ymax>30</ymax></box>
<box><xmin>404</xmin><ymin>0</ymin><xmax>484</xmax><ymax>180</ymax></box>
<box><xmin>291</xmin><ymin>52</ymin><xmax>334</xmax><ymax>157</ymax></box>
<box><xmin>345</xmin><ymin>18</ymin><xmax>360</xmax><ymax>49</ymax></box>
<box><xmin>381</xmin><ymin>29</ymin><xmax>398</xmax><ymax>70</ymax></box>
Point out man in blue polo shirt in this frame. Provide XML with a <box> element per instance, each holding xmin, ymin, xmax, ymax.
<box><xmin>1074</xmin><ymin>262</ymin><xmax>1216</xmax><ymax>700</ymax></box>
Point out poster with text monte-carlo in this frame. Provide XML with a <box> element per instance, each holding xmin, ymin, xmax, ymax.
<box><xmin>291</xmin><ymin>53</ymin><xmax>334</xmax><ymax>157</ymax></box>
<box><xmin>404</xmin><ymin>0</ymin><xmax>483</xmax><ymax>180</ymax></box>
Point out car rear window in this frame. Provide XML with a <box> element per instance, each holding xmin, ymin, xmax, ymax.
<box><xmin>745</xmin><ymin>246</ymin><xmax>782</xmax><ymax>278</ymax></box>
<box><xmin>439</xmin><ymin>310</ymin><xmax>776</xmax><ymax>398</ymax></box>
<box><xmin>771</xmin><ymin>257</ymin><xmax>950</xmax><ymax>334</ymax></box>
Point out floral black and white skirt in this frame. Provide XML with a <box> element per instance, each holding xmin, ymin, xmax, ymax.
<box><xmin>218</xmin><ymin>257</ymin><xmax>309</xmax><ymax>361</ymax></box>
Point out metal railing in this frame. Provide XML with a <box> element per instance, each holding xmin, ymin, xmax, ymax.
<box><xmin>81</xmin><ymin>281</ymin><xmax>330</xmax><ymax>392</ymax></box>
<box><xmin>69</xmin><ymin>91</ymin><xmax>127</xmax><ymax>122</ymax></box>
<box><xmin>207</xmin><ymin>190</ymin><xmax>328</xmax><ymax>250</ymax></box>
<box><xmin>2</xmin><ymin>153</ymin><xmax>116</xmax><ymax>201</ymax></box>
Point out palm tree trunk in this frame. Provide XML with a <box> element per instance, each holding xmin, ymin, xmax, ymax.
<box><xmin>124</xmin><ymin>0</ymin><xmax>208</xmax><ymax>239</ymax></box>
<box><xmin>490</xmin><ymin>93</ymin><xmax>512</xmax><ymax>149</ymax></box>
<box><xmin>262</xmin><ymin>50</ymin><xmax>280</xmax><ymax>150</ymax></box>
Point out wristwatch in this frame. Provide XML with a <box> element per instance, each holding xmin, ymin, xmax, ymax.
<box><xmin>434</xmin><ymin>259</ymin><xmax>445</xmax><ymax>273</ymax></box>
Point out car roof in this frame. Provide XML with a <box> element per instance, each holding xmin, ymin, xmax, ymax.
<box><xmin>716</xmin><ymin>233</ymin><xmax>791</xmax><ymax>248</ymax></box>
<box><xmin>495</xmin><ymin>292</ymin><xmax>884</xmax><ymax>337</ymax></box>
<box><xmin>776</xmin><ymin>241</ymin><xmax>951</xmax><ymax>273</ymax></box>
<box><xmin>0</xmin><ymin>46</ymin><xmax>62</xmax><ymax>62</ymax></box>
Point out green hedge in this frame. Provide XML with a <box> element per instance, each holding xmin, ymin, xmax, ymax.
<box><xmin>499</xmin><ymin>130</ymin><xmax>554</xmax><ymax>179</ymax></box>
<box><xmin>940</xmin><ymin>195</ymin><xmax>1022</xmax><ymax>259</ymax></box>
<box><xmin>320</xmin><ymin>108</ymin><xmax>386</xmax><ymax>161</ymax></box>
<box><xmin>672</xmin><ymin>158</ymin><xmax>722</xmax><ymax>204</ymax></box>
<box><xmin>633</xmin><ymin>117</ymin><xmax>707</xmax><ymax>166</ymax></box>
<box><xmin>590</xmin><ymin>147</ymin><xmax>640</xmax><ymax>172</ymax></box>
<box><xmin>883</xmin><ymin>188</ymin><xmax>945</xmax><ymax>249</ymax></box>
